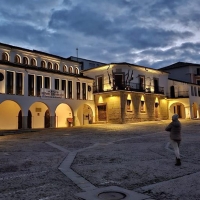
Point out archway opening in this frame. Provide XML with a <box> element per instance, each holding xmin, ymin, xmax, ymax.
<box><xmin>29</xmin><ymin>102</ymin><xmax>49</xmax><ymax>128</ymax></box>
<box><xmin>0</xmin><ymin>100</ymin><xmax>21</xmax><ymax>130</ymax></box>
<box><xmin>55</xmin><ymin>103</ymin><xmax>73</xmax><ymax>127</ymax></box>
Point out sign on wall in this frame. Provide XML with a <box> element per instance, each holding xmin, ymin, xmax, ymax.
<box><xmin>40</xmin><ymin>88</ymin><xmax>64</xmax><ymax>99</ymax></box>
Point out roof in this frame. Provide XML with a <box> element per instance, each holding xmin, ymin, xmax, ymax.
<box><xmin>159</xmin><ymin>62</ymin><xmax>200</xmax><ymax>70</ymax></box>
<box><xmin>0</xmin><ymin>42</ymin><xmax>79</xmax><ymax>64</ymax></box>
<box><xmin>83</xmin><ymin>62</ymin><xmax>168</xmax><ymax>73</ymax></box>
<box><xmin>0</xmin><ymin>60</ymin><xmax>94</xmax><ymax>80</ymax></box>
<box><xmin>68</xmin><ymin>56</ymin><xmax>107</xmax><ymax>65</ymax></box>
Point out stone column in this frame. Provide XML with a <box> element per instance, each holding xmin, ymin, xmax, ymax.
<box><xmin>50</xmin><ymin>116</ymin><xmax>56</xmax><ymax>128</ymax></box>
<box><xmin>22</xmin><ymin>116</ymin><xmax>28</xmax><ymax>129</ymax></box>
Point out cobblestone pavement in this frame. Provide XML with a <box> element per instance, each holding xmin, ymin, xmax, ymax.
<box><xmin>0</xmin><ymin>119</ymin><xmax>200</xmax><ymax>200</ymax></box>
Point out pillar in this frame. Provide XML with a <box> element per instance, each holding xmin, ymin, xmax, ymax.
<box><xmin>22</xmin><ymin>116</ymin><xmax>28</xmax><ymax>129</ymax></box>
<box><xmin>50</xmin><ymin>116</ymin><xmax>56</xmax><ymax>128</ymax></box>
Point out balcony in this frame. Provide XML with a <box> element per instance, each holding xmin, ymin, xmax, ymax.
<box><xmin>93</xmin><ymin>83</ymin><xmax>164</xmax><ymax>94</ymax></box>
<box><xmin>166</xmin><ymin>91</ymin><xmax>189</xmax><ymax>98</ymax></box>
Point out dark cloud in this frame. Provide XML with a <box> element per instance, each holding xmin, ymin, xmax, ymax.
<box><xmin>0</xmin><ymin>0</ymin><xmax>199</xmax><ymax>68</ymax></box>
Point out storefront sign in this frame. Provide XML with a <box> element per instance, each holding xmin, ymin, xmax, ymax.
<box><xmin>40</xmin><ymin>88</ymin><xmax>64</xmax><ymax>99</ymax></box>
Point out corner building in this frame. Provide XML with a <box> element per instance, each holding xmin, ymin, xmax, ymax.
<box><xmin>83</xmin><ymin>63</ymin><xmax>169</xmax><ymax>123</ymax></box>
<box><xmin>0</xmin><ymin>43</ymin><xmax>94</xmax><ymax>130</ymax></box>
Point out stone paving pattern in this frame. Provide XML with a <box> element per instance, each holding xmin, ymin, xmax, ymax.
<box><xmin>0</xmin><ymin>120</ymin><xmax>200</xmax><ymax>199</ymax></box>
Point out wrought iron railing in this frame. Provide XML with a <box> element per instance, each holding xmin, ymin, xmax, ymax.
<box><xmin>166</xmin><ymin>91</ymin><xmax>189</xmax><ymax>98</ymax></box>
<box><xmin>93</xmin><ymin>83</ymin><xmax>164</xmax><ymax>94</ymax></box>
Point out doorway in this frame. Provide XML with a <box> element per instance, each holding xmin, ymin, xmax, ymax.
<box><xmin>98</xmin><ymin>105</ymin><xmax>107</xmax><ymax>121</ymax></box>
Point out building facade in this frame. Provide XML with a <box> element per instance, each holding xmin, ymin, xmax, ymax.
<box><xmin>83</xmin><ymin>62</ymin><xmax>169</xmax><ymax>123</ymax></box>
<box><xmin>0</xmin><ymin>43</ymin><xmax>94</xmax><ymax>130</ymax></box>
<box><xmin>160</xmin><ymin>62</ymin><xmax>200</xmax><ymax>119</ymax></box>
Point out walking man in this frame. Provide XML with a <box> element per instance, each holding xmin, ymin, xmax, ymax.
<box><xmin>165</xmin><ymin>114</ymin><xmax>182</xmax><ymax>166</ymax></box>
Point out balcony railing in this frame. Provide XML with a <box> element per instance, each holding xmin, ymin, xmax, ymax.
<box><xmin>93</xmin><ymin>83</ymin><xmax>164</xmax><ymax>94</ymax></box>
<box><xmin>166</xmin><ymin>91</ymin><xmax>189</xmax><ymax>98</ymax></box>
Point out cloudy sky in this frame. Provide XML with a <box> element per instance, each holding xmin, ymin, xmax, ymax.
<box><xmin>0</xmin><ymin>0</ymin><xmax>200</xmax><ymax>68</ymax></box>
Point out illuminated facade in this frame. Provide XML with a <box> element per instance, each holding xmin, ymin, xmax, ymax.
<box><xmin>83</xmin><ymin>63</ymin><xmax>169</xmax><ymax>123</ymax></box>
<box><xmin>0</xmin><ymin>43</ymin><xmax>94</xmax><ymax>130</ymax></box>
<box><xmin>160</xmin><ymin>62</ymin><xmax>200</xmax><ymax>119</ymax></box>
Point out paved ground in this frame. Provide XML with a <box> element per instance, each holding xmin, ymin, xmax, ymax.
<box><xmin>0</xmin><ymin>119</ymin><xmax>200</xmax><ymax>200</ymax></box>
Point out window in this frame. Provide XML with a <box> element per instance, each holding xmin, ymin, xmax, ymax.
<box><xmin>197</xmin><ymin>68</ymin><xmax>200</xmax><ymax>75</ymax></box>
<box><xmin>14</xmin><ymin>55</ymin><xmax>21</xmax><ymax>63</ymax></box>
<box><xmin>62</xmin><ymin>80</ymin><xmax>66</xmax><ymax>98</ymax></box>
<box><xmin>16</xmin><ymin>72</ymin><xmax>23</xmax><ymax>95</ymax></box>
<box><xmin>36</xmin><ymin>76</ymin><xmax>42</xmax><ymax>96</ymax></box>
<box><xmin>44</xmin><ymin>77</ymin><xmax>50</xmax><ymax>89</ymax></box>
<box><xmin>77</xmin><ymin>82</ymin><xmax>80</xmax><ymax>99</ymax></box>
<box><xmin>6</xmin><ymin>71</ymin><xmax>14</xmax><ymax>94</ymax></box>
<box><xmin>48</xmin><ymin>62</ymin><xmax>52</xmax><ymax>69</ymax></box>
<box><xmin>23</xmin><ymin>57</ymin><xmax>28</xmax><ymax>65</ymax></box>
<box><xmin>191</xmin><ymin>86</ymin><xmax>194</xmax><ymax>96</ymax></box>
<box><xmin>41</xmin><ymin>61</ymin><xmax>46</xmax><ymax>68</ymax></box>
<box><xmin>69</xmin><ymin>66</ymin><xmax>73</xmax><ymax>73</ymax></box>
<box><xmin>2</xmin><ymin>52</ymin><xmax>9</xmax><ymax>61</ymax></box>
<box><xmin>31</xmin><ymin>58</ymin><xmax>36</xmax><ymax>66</ymax></box>
<box><xmin>198</xmin><ymin>88</ymin><xmax>200</xmax><ymax>97</ymax></box>
<box><xmin>28</xmin><ymin>74</ymin><xmax>34</xmax><ymax>96</ymax></box>
<box><xmin>194</xmin><ymin>86</ymin><xmax>197</xmax><ymax>96</ymax></box>
<box><xmin>75</xmin><ymin>68</ymin><xmax>79</xmax><ymax>74</ymax></box>
<box><xmin>82</xmin><ymin>83</ymin><xmax>86</xmax><ymax>100</ymax></box>
<box><xmin>68</xmin><ymin>80</ymin><xmax>72</xmax><ymax>99</ymax></box>
<box><xmin>139</xmin><ymin>75</ymin><xmax>145</xmax><ymax>91</ymax></box>
<box><xmin>55</xmin><ymin>79</ymin><xmax>59</xmax><ymax>90</ymax></box>
<box><xmin>154</xmin><ymin>78</ymin><xmax>159</xmax><ymax>93</ymax></box>
<box><xmin>127</xmin><ymin>100</ymin><xmax>132</xmax><ymax>111</ymax></box>
<box><xmin>140</xmin><ymin>101</ymin><xmax>145</xmax><ymax>113</ymax></box>
<box><xmin>197</xmin><ymin>80</ymin><xmax>200</xmax><ymax>85</ymax></box>
<box><xmin>63</xmin><ymin>65</ymin><xmax>67</xmax><ymax>72</ymax></box>
<box><xmin>54</xmin><ymin>63</ymin><xmax>59</xmax><ymax>70</ymax></box>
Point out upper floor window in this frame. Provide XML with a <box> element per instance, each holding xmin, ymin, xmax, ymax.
<box><xmin>54</xmin><ymin>63</ymin><xmax>59</xmax><ymax>70</ymax></box>
<box><xmin>23</xmin><ymin>57</ymin><xmax>28</xmax><ymax>65</ymax></box>
<box><xmin>75</xmin><ymin>67</ymin><xmax>79</xmax><ymax>74</ymax></box>
<box><xmin>2</xmin><ymin>52</ymin><xmax>9</xmax><ymax>61</ymax></box>
<box><xmin>63</xmin><ymin>65</ymin><xmax>67</xmax><ymax>72</ymax></box>
<box><xmin>197</xmin><ymin>68</ymin><xmax>200</xmax><ymax>75</ymax></box>
<box><xmin>14</xmin><ymin>55</ymin><xmax>21</xmax><ymax>63</ymax></box>
<box><xmin>48</xmin><ymin>62</ymin><xmax>52</xmax><ymax>69</ymax></box>
<box><xmin>44</xmin><ymin>77</ymin><xmax>50</xmax><ymax>89</ymax></box>
<box><xmin>41</xmin><ymin>60</ymin><xmax>46</xmax><ymax>68</ymax></box>
<box><xmin>191</xmin><ymin>86</ymin><xmax>194</xmax><ymax>96</ymax></box>
<box><xmin>69</xmin><ymin>66</ymin><xmax>73</xmax><ymax>73</ymax></box>
<box><xmin>31</xmin><ymin>58</ymin><xmax>36</xmax><ymax>66</ymax></box>
<box><xmin>197</xmin><ymin>80</ymin><xmax>200</xmax><ymax>85</ymax></box>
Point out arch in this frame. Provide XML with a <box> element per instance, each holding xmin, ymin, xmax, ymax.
<box><xmin>0</xmin><ymin>100</ymin><xmax>22</xmax><ymax>130</ymax></box>
<box><xmin>47</xmin><ymin>62</ymin><xmax>53</xmax><ymax>69</ymax></box>
<box><xmin>41</xmin><ymin>60</ymin><xmax>46</xmax><ymax>68</ymax></box>
<box><xmin>55</xmin><ymin>103</ymin><xmax>73</xmax><ymax>127</ymax></box>
<box><xmin>14</xmin><ymin>54</ymin><xmax>21</xmax><ymax>63</ymax></box>
<box><xmin>75</xmin><ymin>67</ymin><xmax>79</xmax><ymax>74</ymax></box>
<box><xmin>23</xmin><ymin>56</ymin><xmax>29</xmax><ymax>65</ymax></box>
<box><xmin>54</xmin><ymin>63</ymin><xmax>59</xmax><ymax>70</ymax></box>
<box><xmin>31</xmin><ymin>58</ymin><xmax>37</xmax><ymax>66</ymax></box>
<box><xmin>69</xmin><ymin>66</ymin><xmax>73</xmax><ymax>73</ymax></box>
<box><xmin>63</xmin><ymin>65</ymin><xmax>67</xmax><ymax>72</ymax></box>
<box><xmin>2</xmin><ymin>52</ymin><xmax>9</xmax><ymax>61</ymax></box>
<box><xmin>77</xmin><ymin>104</ymin><xmax>93</xmax><ymax>126</ymax></box>
<box><xmin>169</xmin><ymin>102</ymin><xmax>185</xmax><ymax>119</ymax></box>
<box><xmin>29</xmin><ymin>102</ymin><xmax>49</xmax><ymax>128</ymax></box>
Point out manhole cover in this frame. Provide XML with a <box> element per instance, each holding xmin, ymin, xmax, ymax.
<box><xmin>98</xmin><ymin>191</ymin><xmax>126</xmax><ymax>200</ymax></box>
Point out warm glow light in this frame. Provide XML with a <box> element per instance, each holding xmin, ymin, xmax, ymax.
<box><xmin>155</xmin><ymin>97</ymin><xmax>159</xmax><ymax>103</ymax></box>
<box><xmin>141</xmin><ymin>95</ymin><xmax>145</xmax><ymax>101</ymax></box>
<box><xmin>127</xmin><ymin>94</ymin><xmax>131</xmax><ymax>100</ymax></box>
<box><xmin>98</xmin><ymin>96</ymin><xmax>104</xmax><ymax>103</ymax></box>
